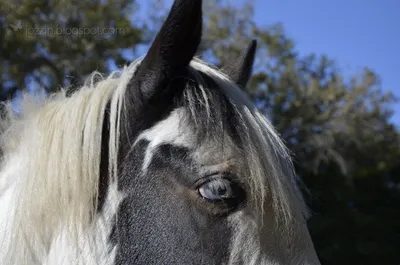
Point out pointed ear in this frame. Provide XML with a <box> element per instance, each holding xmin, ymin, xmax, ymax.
<box><xmin>130</xmin><ymin>0</ymin><xmax>202</xmax><ymax>100</ymax></box>
<box><xmin>222</xmin><ymin>40</ymin><xmax>257</xmax><ymax>88</ymax></box>
<box><xmin>120</xmin><ymin>0</ymin><xmax>202</xmax><ymax>146</ymax></box>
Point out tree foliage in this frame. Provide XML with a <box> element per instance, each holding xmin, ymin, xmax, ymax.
<box><xmin>0</xmin><ymin>0</ymin><xmax>399</xmax><ymax>264</ymax></box>
<box><xmin>0</xmin><ymin>0</ymin><xmax>144</xmax><ymax>100</ymax></box>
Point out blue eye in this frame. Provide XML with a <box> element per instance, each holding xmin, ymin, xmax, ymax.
<box><xmin>198</xmin><ymin>178</ymin><xmax>235</xmax><ymax>201</ymax></box>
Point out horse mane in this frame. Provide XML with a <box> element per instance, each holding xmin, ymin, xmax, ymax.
<box><xmin>0</xmin><ymin>59</ymin><xmax>139</xmax><ymax>263</ymax></box>
<box><xmin>0</xmin><ymin>57</ymin><xmax>308</xmax><ymax>263</ymax></box>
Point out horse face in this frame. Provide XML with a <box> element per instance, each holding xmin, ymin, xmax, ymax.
<box><xmin>108</xmin><ymin>1</ymin><xmax>252</xmax><ymax>264</ymax></box>
<box><xmin>115</xmin><ymin>109</ymin><xmax>247</xmax><ymax>264</ymax></box>
<box><xmin>108</xmin><ymin>0</ymin><xmax>320</xmax><ymax>264</ymax></box>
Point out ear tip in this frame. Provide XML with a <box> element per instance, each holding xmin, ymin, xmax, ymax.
<box><xmin>245</xmin><ymin>39</ymin><xmax>257</xmax><ymax>59</ymax></box>
<box><xmin>173</xmin><ymin>0</ymin><xmax>203</xmax><ymax>9</ymax></box>
<box><xmin>171</xmin><ymin>0</ymin><xmax>203</xmax><ymax>26</ymax></box>
<box><xmin>250</xmin><ymin>39</ymin><xmax>257</xmax><ymax>50</ymax></box>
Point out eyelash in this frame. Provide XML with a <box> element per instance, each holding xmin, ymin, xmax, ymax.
<box><xmin>193</xmin><ymin>172</ymin><xmax>236</xmax><ymax>187</ymax></box>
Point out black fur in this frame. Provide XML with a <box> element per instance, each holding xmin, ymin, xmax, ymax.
<box><xmin>120</xmin><ymin>0</ymin><xmax>203</xmax><ymax>148</ymax></box>
<box><xmin>222</xmin><ymin>40</ymin><xmax>257</xmax><ymax>88</ymax></box>
<box><xmin>115</xmin><ymin>141</ymin><xmax>232</xmax><ymax>264</ymax></box>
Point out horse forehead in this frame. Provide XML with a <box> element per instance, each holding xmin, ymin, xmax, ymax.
<box><xmin>135</xmin><ymin>108</ymin><xmax>194</xmax><ymax>148</ymax></box>
<box><xmin>135</xmin><ymin>108</ymin><xmax>238</xmax><ymax>170</ymax></box>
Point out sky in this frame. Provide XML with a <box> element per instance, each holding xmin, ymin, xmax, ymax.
<box><xmin>138</xmin><ymin>0</ymin><xmax>399</xmax><ymax>125</ymax></box>
<box><xmin>252</xmin><ymin>0</ymin><xmax>400</xmax><ymax>126</ymax></box>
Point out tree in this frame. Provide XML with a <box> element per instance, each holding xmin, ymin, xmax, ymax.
<box><xmin>0</xmin><ymin>0</ymin><xmax>145</xmax><ymax>100</ymax></box>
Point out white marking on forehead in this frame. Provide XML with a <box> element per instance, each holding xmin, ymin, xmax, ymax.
<box><xmin>135</xmin><ymin>108</ymin><xmax>194</xmax><ymax>171</ymax></box>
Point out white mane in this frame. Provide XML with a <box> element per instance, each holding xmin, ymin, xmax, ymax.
<box><xmin>0</xmin><ymin>58</ymin><xmax>314</xmax><ymax>264</ymax></box>
<box><xmin>0</xmin><ymin>59</ymin><xmax>140</xmax><ymax>264</ymax></box>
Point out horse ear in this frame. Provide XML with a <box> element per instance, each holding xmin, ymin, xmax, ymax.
<box><xmin>130</xmin><ymin>0</ymin><xmax>202</xmax><ymax>100</ymax></box>
<box><xmin>222</xmin><ymin>40</ymin><xmax>257</xmax><ymax>88</ymax></box>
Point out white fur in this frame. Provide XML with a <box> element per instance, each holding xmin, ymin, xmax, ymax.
<box><xmin>135</xmin><ymin>108</ymin><xmax>193</xmax><ymax>172</ymax></box>
<box><xmin>42</xmin><ymin>183</ymin><xmax>122</xmax><ymax>265</ymax></box>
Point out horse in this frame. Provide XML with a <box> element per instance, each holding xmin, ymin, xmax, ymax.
<box><xmin>0</xmin><ymin>0</ymin><xmax>321</xmax><ymax>264</ymax></box>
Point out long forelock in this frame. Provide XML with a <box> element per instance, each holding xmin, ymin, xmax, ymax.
<box><xmin>186</xmin><ymin>59</ymin><xmax>309</xmax><ymax>227</ymax></box>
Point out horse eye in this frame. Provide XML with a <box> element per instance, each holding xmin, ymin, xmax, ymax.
<box><xmin>198</xmin><ymin>178</ymin><xmax>237</xmax><ymax>201</ymax></box>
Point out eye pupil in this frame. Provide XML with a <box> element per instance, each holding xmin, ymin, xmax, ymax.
<box><xmin>217</xmin><ymin>186</ymin><xmax>227</xmax><ymax>195</ymax></box>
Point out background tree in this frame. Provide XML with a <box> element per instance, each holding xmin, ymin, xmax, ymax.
<box><xmin>0</xmin><ymin>0</ymin><xmax>145</xmax><ymax>100</ymax></box>
<box><xmin>0</xmin><ymin>0</ymin><xmax>399</xmax><ymax>264</ymax></box>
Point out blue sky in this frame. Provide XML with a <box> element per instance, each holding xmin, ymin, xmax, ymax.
<box><xmin>138</xmin><ymin>0</ymin><xmax>399</xmax><ymax>125</ymax></box>
<box><xmin>252</xmin><ymin>0</ymin><xmax>400</xmax><ymax>125</ymax></box>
